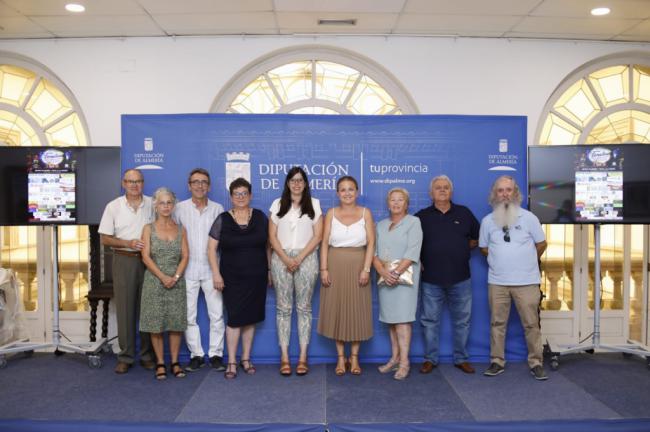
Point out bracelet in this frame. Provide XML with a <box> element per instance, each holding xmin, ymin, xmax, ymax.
<box><xmin>320</xmin><ymin>269</ymin><xmax>328</xmax><ymax>272</ymax></box>
<box><xmin>174</xmin><ymin>274</ymin><xmax>181</xmax><ymax>280</ymax></box>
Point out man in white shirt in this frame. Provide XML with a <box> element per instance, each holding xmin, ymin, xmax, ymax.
<box><xmin>98</xmin><ymin>169</ymin><xmax>154</xmax><ymax>374</ymax></box>
<box><xmin>479</xmin><ymin>175</ymin><xmax>548</xmax><ymax>381</ymax></box>
<box><xmin>174</xmin><ymin>168</ymin><xmax>226</xmax><ymax>372</ymax></box>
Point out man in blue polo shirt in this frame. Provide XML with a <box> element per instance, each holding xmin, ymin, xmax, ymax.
<box><xmin>416</xmin><ymin>175</ymin><xmax>479</xmax><ymax>374</ymax></box>
<box><xmin>479</xmin><ymin>175</ymin><xmax>548</xmax><ymax>381</ymax></box>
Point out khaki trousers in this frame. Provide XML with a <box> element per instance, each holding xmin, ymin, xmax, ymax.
<box><xmin>488</xmin><ymin>283</ymin><xmax>543</xmax><ymax>369</ymax></box>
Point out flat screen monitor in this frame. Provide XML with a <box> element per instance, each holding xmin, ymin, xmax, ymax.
<box><xmin>528</xmin><ymin>144</ymin><xmax>650</xmax><ymax>224</ymax></box>
<box><xmin>0</xmin><ymin>146</ymin><xmax>121</xmax><ymax>226</ymax></box>
<box><xmin>27</xmin><ymin>148</ymin><xmax>77</xmax><ymax>223</ymax></box>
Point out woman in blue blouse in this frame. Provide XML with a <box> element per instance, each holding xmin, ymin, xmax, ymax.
<box><xmin>372</xmin><ymin>187</ymin><xmax>423</xmax><ymax>380</ymax></box>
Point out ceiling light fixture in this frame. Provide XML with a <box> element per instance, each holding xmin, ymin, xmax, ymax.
<box><xmin>591</xmin><ymin>7</ymin><xmax>610</xmax><ymax>16</ymax></box>
<box><xmin>65</xmin><ymin>3</ymin><xmax>85</xmax><ymax>13</ymax></box>
<box><xmin>318</xmin><ymin>19</ymin><xmax>357</xmax><ymax>26</ymax></box>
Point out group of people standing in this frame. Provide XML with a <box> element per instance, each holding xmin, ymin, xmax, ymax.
<box><xmin>98</xmin><ymin>166</ymin><xmax>548</xmax><ymax>382</ymax></box>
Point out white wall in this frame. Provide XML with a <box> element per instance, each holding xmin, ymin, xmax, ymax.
<box><xmin>1</xmin><ymin>36</ymin><xmax>648</xmax><ymax>147</ymax></box>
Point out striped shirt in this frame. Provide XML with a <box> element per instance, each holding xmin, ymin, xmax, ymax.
<box><xmin>173</xmin><ymin>198</ymin><xmax>224</xmax><ymax>280</ymax></box>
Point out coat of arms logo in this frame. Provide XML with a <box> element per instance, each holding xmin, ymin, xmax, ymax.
<box><xmin>225</xmin><ymin>152</ymin><xmax>251</xmax><ymax>190</ymax></box>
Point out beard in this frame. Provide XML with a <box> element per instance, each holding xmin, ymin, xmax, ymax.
<box><xmin>492</xmin><ymin>201</ymin><xmax>519</xmax><ymax>229</ymax></box>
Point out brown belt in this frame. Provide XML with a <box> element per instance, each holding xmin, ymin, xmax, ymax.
<box><xmin>113</xmin><ymin>249</ymin><xmax>141</xmax><ymax>258</ymax></box>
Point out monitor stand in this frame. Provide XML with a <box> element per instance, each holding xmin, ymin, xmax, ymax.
<box><xmin>545</xmin><ymin>224</ymin><xmax>650</xmax><ymax>370</ymax></box>
<box><xmin>0</xmin><ymin>225</ymin><xmax>107</xmax><ymax>369</ymax></box>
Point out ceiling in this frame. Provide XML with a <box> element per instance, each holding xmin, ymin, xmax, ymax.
<box><xmin>1</xmin><ymin>0</ymin><xmax>650</xmax><ymax>42</ymax></box>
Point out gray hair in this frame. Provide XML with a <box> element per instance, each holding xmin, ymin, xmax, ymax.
<box><xmin>488</xmin><ymin>175</ymin><xmax>522</xmax><ymax>207</ymax></box>
<box><xmin>122</xmin><ymin>168</ymin><xmax>143</xmax><ymax>181</ymax></box>
<box><xmin>153</xmin><ymin>187</ymin><xmax>177</xmax><ymax>217</ymax></box>
<box><xmin>386</xmin><ymin>187</ymin><xmax>410</xmax><ymax>208</ymax></box>
<box><xmin>429</xmin><ymin>175</ymin><xmax>453</xmax><ymax>193</ymax></box>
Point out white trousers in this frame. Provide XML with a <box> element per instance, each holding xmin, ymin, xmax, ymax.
<box><xmin>184</xmin><ymin>277</ymin><xmax>225</xmax><ymax>358</ymax></box>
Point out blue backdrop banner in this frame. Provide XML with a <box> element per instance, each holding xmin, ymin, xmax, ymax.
<box><xmin>121</xmin><ymin>113</ymin><xmax>528</xmax><ymax>363</ymax></box>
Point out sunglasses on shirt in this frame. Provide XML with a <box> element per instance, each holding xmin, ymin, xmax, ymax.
<box><xmin>502</xmin><ymin>226</ymin><xmax>511</xmax><ymax>243</ymax></box>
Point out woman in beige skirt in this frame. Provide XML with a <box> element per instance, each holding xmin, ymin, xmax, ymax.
<box><xmin>318</xmin><ymin>176</ymin><xmax>375</xmax><ymax>376</ymax></box>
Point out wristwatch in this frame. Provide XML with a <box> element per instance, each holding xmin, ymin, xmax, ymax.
<box><xmin>363</xmin><ymin>267</ymin><xmax>371</xmax><ymax>273</ymax></box>
<box><xmin>174</xmin><ymin>274</ymin><xmax>181</xmax><ymax>280</ymax></box>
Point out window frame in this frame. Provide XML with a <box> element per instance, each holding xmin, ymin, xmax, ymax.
<box><xmin>535</xmin><ymin>52</ymin><xmax>650</xmax><ymax>146</ymax></box>
<box><xmin>209</xmin><ymin>45</ymin><xmax>418</xmax><ymax>115</ymax></box>
<box><xmin>0</xmin><ymin>51</ymin><xmax>90</xmax><ymax>148</ymax></box>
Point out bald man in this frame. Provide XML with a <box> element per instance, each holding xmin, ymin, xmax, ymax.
<box><xmin>99</xmin><ymin>169</ymin><xmax>154</xmax><ymax>374</ymax></box>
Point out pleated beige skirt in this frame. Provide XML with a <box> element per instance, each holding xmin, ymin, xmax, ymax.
<box><xmin>317</xmin><ymin>246</ymin><xmax>373</xmax><ymax>342</ymax></box>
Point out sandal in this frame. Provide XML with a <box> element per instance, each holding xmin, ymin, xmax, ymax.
<box><xmin>171</xmin><ymin>362</ymin><xmax>186</xmax><ymax>378</ymax></box>
<box><xmin>335</xmin><ymin>355</ymin><xmax>347</xmax><ymax>376</ymax></box>
<box><xmin>349</xmin><ymin>354</ymin><xmax>362</xmax><ymax>376</ymax></box>
<box><xmin>239</xmin><ymin>359</ymin><xmax>256</xmax><ymax>375</ymax></box>
<box><xmin>394</xmin><ymin>363</ymin><xmax>410</xmax><ymax>381</ymax></box>
<box><xmin>296</xmin><ymin>360</ymin><xmax>309</xmax><ymax>376</ymax></box>
<box><xmin>279</xmin><ymin>360</ymin><xmax>292</xmax><ymax>376</ymax></box>
<box><xmin>378</xmin><ymin>358</ymin><xmax>399</xmax><ymax>374</ymax></box>
<box><xmin>155</xmin><ymin>363</ymin><xmax>167</xmax><ymax>381</ymax></box>
<box><xmin>224</xmin><ymin>363</ymin><xmax>237</xmax><ymax>379</ymax></box>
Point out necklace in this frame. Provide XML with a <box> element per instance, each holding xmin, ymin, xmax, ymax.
<box><xmin>389</xmin><ymin>214</ymin><xmax>406</xmax><ymax>231</ymax></box>
<box><xmin>230</xmin><ymin>208</ymin><xmax>252</xmax><ymax>226</ymax></box>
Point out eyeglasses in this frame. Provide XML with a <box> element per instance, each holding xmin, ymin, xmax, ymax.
<box><xmin>190</xmin><ymin>180</ymin><xmax>209</xmax><ymax>186</ymax></box>
<box><xmin>232</xmin><ymin>191</ymin><xmax>250</xmax><ymax>198</ymax></box>
<box><xmin>124</xmin><ymin>179</ymin><xmax>143</xmax><ymax>185</ymax></box>
<box><xmin>502</xmin><ymin>226</ymin><xmax>511</xmax><ymax>243</ymax></box>
<box><xmin>158</xmin><ymin>201</ymin><xmax>174</xmax><ymax>207</ymax></box>
<box><xmin>289</xmin><ymin>178</ymin><xmax>305</xmax><ymax>184</ymax></box>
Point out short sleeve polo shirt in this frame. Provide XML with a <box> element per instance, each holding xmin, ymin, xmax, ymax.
<box><xmin>415</xmin><ymin>202</ymin><xmax>480</xmax><ymax>286</ymax></box>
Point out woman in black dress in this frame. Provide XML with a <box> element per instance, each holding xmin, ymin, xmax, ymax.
<box><xmin>208</xmin><ymin>177</ymin><xmax>270</xmax><ymax>379</ymax></box>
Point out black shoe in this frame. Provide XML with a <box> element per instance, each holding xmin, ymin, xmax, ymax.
<box><xmin>139</xmin><ymin>359</ymin><xmax>156</xmax><ymax>370</ymax></box>
<box><xmin>210</xmin><ymin>355</ymin><xmax>226</xmax><ymax>372</ymax></box>
<box><xmin>483</xmin><ymin>362</ymin><xmax>505</xmax><ymax>376</ymax></box>
<box><xmin>185</xmin><ymin>356</ymin><xmax>205</xmax><ymax>372</ymax></box>
<box><xmin>530</xmin><ymin>365</ymin><xmax>548</xmax><ymax>381</ymax></box>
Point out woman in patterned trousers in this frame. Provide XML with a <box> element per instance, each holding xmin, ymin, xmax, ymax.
<box><xmin>269</xmin><ymin>167</ymin><xmax>323</xmax><ymax>376</ymax></box>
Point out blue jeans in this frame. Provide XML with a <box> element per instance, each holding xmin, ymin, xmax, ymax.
<box><xmin>420</xmin><ymin>279</ymin><xmax>472</xmax><ymax>365</ymax></box>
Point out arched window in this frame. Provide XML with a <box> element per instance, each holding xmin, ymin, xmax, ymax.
<box><xmin>535</xmin><ymin>52</ymin><xmax>649</xmax><ymax>344</ymax></box>
<box><xmin>538</xmin><ymin>55</ymin><xmax>650</xmax><ymax>145</ymax></box>
<box><xmin>0</xmin><ymin>52</ymin><xmax>91</xmax><ymax>319</ymax></box>
<box><xmin>0</xmin><ymin>54</ymin><xmax>89</xmax><ymax>147</ymax></box>
<box><xmin>210</xmin><ymin>46</ymin><xmax>417</xmax><ymax>115</ymax></box>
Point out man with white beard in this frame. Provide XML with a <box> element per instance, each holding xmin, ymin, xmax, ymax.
<box><xmin>478</xmin><ymin>175</ymin><xmax>548</xmax><ymax>380</ymax></box>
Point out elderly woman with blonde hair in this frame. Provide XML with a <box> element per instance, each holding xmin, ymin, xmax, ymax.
<box><xmin>139</xmin><ymin>187</ymin><xmax>189</xmax><ymax>380</ymax></box>
<box><xmin>372</xmin><ymin>187</ymin><xmax>422</xmax><ymax>380</ymax></box>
